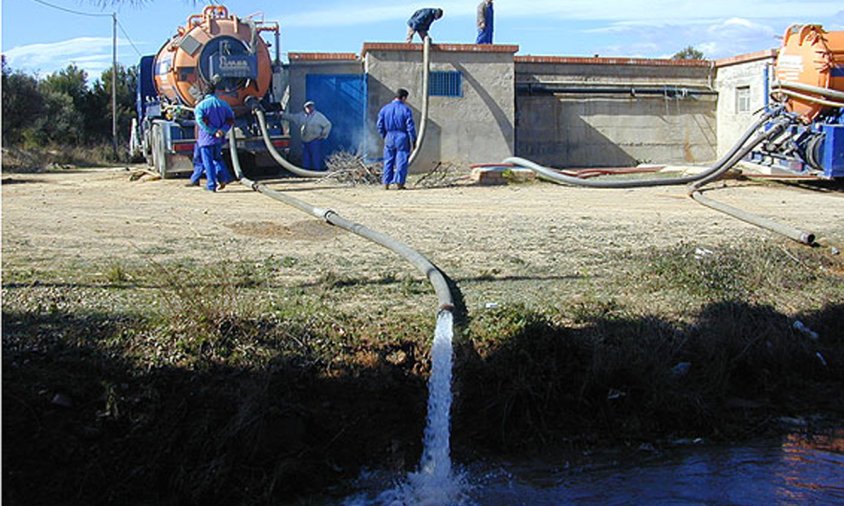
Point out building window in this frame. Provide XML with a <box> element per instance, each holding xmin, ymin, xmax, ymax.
<box><xmin>429</xmin><ymin>71</ymin><xmax>462</xmax><ymax>97</ymax></box>
<box><xmin>736</xmin><ymin>86</ymin><xmax>751</xmax><ymax>113</ymax></box>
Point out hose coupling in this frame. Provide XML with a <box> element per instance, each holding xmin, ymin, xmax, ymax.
<box><xmin>438</xmin><ymin>303</ymin><xmax>455</xmax><ymax>313</ymax></box>
<box><xmin>244</xmin><ymin>96</ymin><xmax>263</xmax><ymax>112</ymax></box>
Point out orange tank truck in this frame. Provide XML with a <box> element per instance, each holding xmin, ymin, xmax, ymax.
<box><xmin>130</xmin><ymin>6</ymin><xmax>289</xmax><ymax>179</ymax></box>
<box><xmin>773</xmin><ymin>24</ymin><xmax>844</xmax><ymax>123</ymax></box>
<box><xmin>153</xmin><ymin>5</ymin><xmax>277</xmax><ymax>113</ymax></box>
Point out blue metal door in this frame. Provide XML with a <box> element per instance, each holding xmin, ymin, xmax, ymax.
<box><xmin>305</xmin><ymin>74</ymin><xmax>368</xmax><ymax>157</ymax></box>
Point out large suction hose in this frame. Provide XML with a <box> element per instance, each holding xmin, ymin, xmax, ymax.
<box><xmin>227</xmin><ymin>128</ymin><xmax>454</xmax><ymax>313</ymax></box>
<box><xmin>502</xmin><ymin>109</ymin><xmax>780</xmax><ymax>189</ymax></box>
<box><xmin>250</xmin><ymin>102</ymin><xmax>325</xmax><ymax>178</ymax></box>
<box><xmin>773</xmin><ymin>81</ymin><xmax>844</xmax><ymax>102</ymax></box>
<box><xmin>408</xmin><ymin>36</ymin><xmax>432</xmax><ymax>168</ymax></box>
<box><xmin>501</xmin><ymin>106</ymin><xmax>817</xmax><ymax>244</ymax></box>
<box><xmin>688</xmin><ymin>189</ymin><xmax>815</xmax><ymax>244</ymax></box>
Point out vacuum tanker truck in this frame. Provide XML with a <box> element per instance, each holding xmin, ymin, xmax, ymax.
<box><xmin>753</xmin><ymin>24</ymin><xmax>844</xmax><ymax>177</ymax></box>
<box><xmin>129</xmin><ymin>6</ymin><xmax>289</xmax><ymax>177</ymax></box>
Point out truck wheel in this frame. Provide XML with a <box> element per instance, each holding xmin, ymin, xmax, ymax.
<box><xmin>152</xmin><ymin>124</ymin><xmax>173</xmax><ymax>178</ymax></box>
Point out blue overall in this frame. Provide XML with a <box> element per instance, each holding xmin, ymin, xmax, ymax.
<box><xmin>476</xmin><ymin>2</ymin><xmax>494</xmax><ymax>44</ymax></box>
<box><xmin>303</xmin><ymin>140</ymin><xmax>323</xmax><ymax>171</ymax></box>
<box><xmin>191</xmin><ymin>93</ymin><xmax>234</xmax><ymax>191</ymax></box>
<box><xmin>408</xmin><ymin>8</ymin><xmax>440</xmax><ymax>32</ymax></box>
<box><xmin>377</xmin><ymin>99</ymin><xmax>417</xmax><ymax>186</ymax></box>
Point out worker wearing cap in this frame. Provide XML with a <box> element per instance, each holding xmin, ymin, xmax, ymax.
<box><xmin>377</xmin><ymin>88</ymin><xmax>417</xmax><ymax>190</ymax></box>
<box><xmin>281</xmin><ymin>101</ymin><xmax>332</xmax><ymax>170</ymax></box>
<box><xmin>406</xmin><ymin>8</ymin><xmax>443</xmax><ymax>43</ymax></box>
<box><xmin>190</xmin><ymin>82</ymin><xmax>235</xmax><ymax>192</ymax></box>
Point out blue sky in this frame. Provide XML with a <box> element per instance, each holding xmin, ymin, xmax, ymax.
<box><xmin>2</xmin><ymin>0</ymin><xmax>844</xmax><ymax>80</ymax></box>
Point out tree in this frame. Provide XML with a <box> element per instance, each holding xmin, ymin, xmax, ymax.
<box><xmin>2</xmin><ymin>57</ymin><xmax>44</xmax><ymax>145</ymax></box>
<box><xmin>673</xmin><ymin>46</ymin><xmax>705</xmax><ymax>60</ymax></box>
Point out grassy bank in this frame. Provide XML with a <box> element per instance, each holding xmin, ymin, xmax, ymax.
<box><xmin>3</xmin><ymin>241</ymin><xmax>843</xmax><ymax>504</ymax></box>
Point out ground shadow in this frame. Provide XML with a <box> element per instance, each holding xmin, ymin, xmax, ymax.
<box><xmin>3</xmin><ymin>301</ymin><xmax>842</xmax><ymax>504</ymax></box>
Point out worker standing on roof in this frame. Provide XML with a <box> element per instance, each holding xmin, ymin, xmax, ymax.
<box><xmin>281</xmin><ymin>100</ymin><xmax>332</xmax><ymax>170</ymax></box>
<box><xmin>476</xmin><ymin>0</ymin><xmax>493</xmax><ymax>44</ymax></box>
<box><xmin>377</xmin><ymin>88</ymin><xmax>417</xmax><ymax>190</ymax></box>
<box><xmin>189</xmin><ymin>80</ymin><xmax>235</xmax><ymax>192</ymax></box>
<box><xmin>406</xmin><ymin>8</ymin><xmax>444</xmax><ymax>43</ymax></box>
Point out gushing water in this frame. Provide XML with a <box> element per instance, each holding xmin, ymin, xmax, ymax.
<box><xmin>349</xmin><ymin>310</ymin><xmax>466</xmax><ymax>505</ymax></box>
<box><xmin>407</xmin><ymin>310</ymin><xmax>458</xmax><ymax>499</ymax></box>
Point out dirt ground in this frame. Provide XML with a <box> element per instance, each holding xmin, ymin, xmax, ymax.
<box><xmin>3</xmin><ymin>166</ymin><xmax>843</xmax><ymax>309</ymax></box>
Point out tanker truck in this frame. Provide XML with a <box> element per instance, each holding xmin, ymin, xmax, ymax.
<box><xmin>129</xmin><ymin>6</ymin><xmax>289</xmax><ymax>177</ymax></box>
<box><xmin>751</xmin><ymin>24</ymin><xmax>844</xmax><ymax>178</ymax></box>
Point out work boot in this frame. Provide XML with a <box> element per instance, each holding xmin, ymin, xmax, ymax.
<box><xmin>185</xmin><ymin>182</ymin><xmax>199</xmax><ymax>187</ymax></box>
<box><xmin>218</xmin><ymin>181</ymin><xmax>226</xmax><ymax>190</ymax></box>
<box><xmin>397</xmin><ymin>184</ymin><xmax>407</xmax><ymax>190</ymax></box>
<box><xmin>384</xmin><ymin>184</ymin><xmax>390</xmax><ymax>190</ymax></box>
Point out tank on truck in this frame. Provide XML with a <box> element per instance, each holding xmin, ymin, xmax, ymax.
<box><xmin>130</xmin><ymin>6</ymin><xmax>290</xmax><ymax>179</ymax></box>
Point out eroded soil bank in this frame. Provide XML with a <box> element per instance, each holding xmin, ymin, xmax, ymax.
<box><xmin>3</xmin><ymin>168</ymin><xmax>843</xmax><ymax>504</ymax></box>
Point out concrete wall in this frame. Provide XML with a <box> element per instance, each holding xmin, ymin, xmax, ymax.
<box><xmin>515</xmin><ymin>58</ymin><xmax>718</xmax><ymax>167</ymax></box>
<box><xmin>285</xmin><ymin>54</ymin><xmax>363</xmax><ymax>163</ymax></box>
<box><xmin>363</xmin><ymin>43</ymin><xmax>518</xmax><ymax>172</ymax></box>
<box><xmin>714</xmin><ymin>51</ymin><xmax>776</xmax><ymax>157</ymax></box>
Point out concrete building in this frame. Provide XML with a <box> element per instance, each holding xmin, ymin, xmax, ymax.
<box><xmin>283</xmin><ymin>42</ymin><xmax>778</xmax><ymax>173</ymax></box>
<box><xmin>713</xmin><ymin>50</ymin><xmax>777</xmax><ymax>157</ymax></box>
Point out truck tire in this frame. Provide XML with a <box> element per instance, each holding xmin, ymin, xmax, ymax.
<box><xmin>151</xmin><ymin>123</ymin><xmax>173</xmax><ymax>179</ymax></box>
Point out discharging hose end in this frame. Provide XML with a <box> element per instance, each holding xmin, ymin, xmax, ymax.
<box><xmin>799</xmin><ymin>232</ymin><xmax>816</xmax><ymax>245</ymax></box>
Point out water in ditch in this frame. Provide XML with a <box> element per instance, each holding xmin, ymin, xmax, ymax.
<box><xmin>338</xmin><ymin>310</ymin><xmax>842</xmax><ymax>505</ymax></box>
<box><xmin>341</xmin><ymin>427</ymin><xmax>843</xmax><ymax>505</ymax></box>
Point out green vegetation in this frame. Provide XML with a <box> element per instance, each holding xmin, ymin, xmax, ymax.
<box><xmin>1</xmin><ymin>57</ymin><xmax>136</xmax><ymax>169</ymax></box>
<box><xmin>3</xmin><ymin>242</ymin><xmax>842</xmax><ymax>504</ymax></box>
<box><xmin>672</xmin><ymin>45</ymin><xmax>705</xmax><ymax>60</ymax></box>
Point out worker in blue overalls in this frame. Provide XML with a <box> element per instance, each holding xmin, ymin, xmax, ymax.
<box><xmin>187</xmin><ymin>81</ymin><xmax>235</xmax><ymax>192</ymax></box>
<box><xmin>476</xmin><ymin>0</ymin><xmax>494</xmax><ymax>44</ymax></box>
<box><xmin>406</xmin><ymin>8</ymin><xmax>444</xmax><ymax>43</ymax></box>
<box><xmin>377</xmin><ymin>88</ymin><xmax>417</xmax><ymax>190</ymax></box>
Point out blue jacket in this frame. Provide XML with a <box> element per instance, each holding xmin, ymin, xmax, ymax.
<box><xmin>194</xmin><ymin>94</ymin><xmax>234</xmax><ymax>147</ymax></box>
<box><xmin>408</xmin><ymin>8</ymin><xmax>440</xmax><ymax>31</ymax></box>
<box><xmin>377</xmin><ymin>100</ymin><xmax>417</xmax><ymax>151</ymax></box>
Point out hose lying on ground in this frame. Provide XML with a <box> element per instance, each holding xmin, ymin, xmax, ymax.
<box><xmin>498</xmin><ymin>106</ymin><xmax>817</xmax><ymax>244</ymax></box>
<box><xmin>227</xmin><ymin>128</ymin><xmax>454</xmax><ymax>313</ymax></box>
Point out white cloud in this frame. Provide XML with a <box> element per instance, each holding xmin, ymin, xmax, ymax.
<box><xmin>4</xmin><ymin>37</ymin><xmax>135</xmax><ymax>78</ymax></box>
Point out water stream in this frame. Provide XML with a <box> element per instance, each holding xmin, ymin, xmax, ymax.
<box><xmin>341</xmin><ymin>428</ymin><xmax>843</xmax><ymax>505</ymax></box>
<box><xmin>345</xmin><ymin>311</ymin><xmax>466</xmax><ymax>505</ymax></box>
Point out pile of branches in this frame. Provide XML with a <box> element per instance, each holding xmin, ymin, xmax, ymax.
<box><xmin>323</xmin><ymin>151</ymin><xmax>381</xmax><ymax>185</ymax></box>
<box><xmin>414</xmin><ymin>161</ymin><xmax>466</xmax><ymax>188</ymax></box>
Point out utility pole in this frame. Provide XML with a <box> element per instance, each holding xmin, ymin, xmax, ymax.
<box><xmin>112</xmin><ymin>12</ymin><xmax>118</xmax><ymax>159</ymax></box>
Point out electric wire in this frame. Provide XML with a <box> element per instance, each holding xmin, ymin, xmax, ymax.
<box><xmin>29</xmin><ymin>0</ymin><xmax>112</xmax><ymax>17</ymax></box>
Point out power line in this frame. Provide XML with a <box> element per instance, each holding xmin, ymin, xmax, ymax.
<box><xmin>116</xmin><ymin>18</ymin><xmax>143</xmax><ymax>57</ymax></box>
<box><xmin>30</xmin><ymin>0</ymin><xmax>112</xmax><ymax>17</ymax></box>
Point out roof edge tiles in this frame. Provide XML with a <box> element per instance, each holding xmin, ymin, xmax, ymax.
<box><xmin>714</xmin><ymin>49</ymin><xmax>778</xmax><ymax>68</ymax></box>
<box><xmin>361</xmin><ymin>42</ymin><xmax>519</xmax><ymax>57</ymax></box>
<box><xmin>288</xmin><ymin>52</ymin><xmax>359</xmax><ymax>62</ymax></box>
<box><xmin>515</xmin><ymin>55</ymin><xmax>712</xmax><ymax>67</ymax></box>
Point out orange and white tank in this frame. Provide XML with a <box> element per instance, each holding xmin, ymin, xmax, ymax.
<box><xmin>153</xmin><ymin>5</ymin><xmax>275</xmax><ymax>113</ymax></box>
<box><xmin>774</xmin><ymin>24</ymin><xmax>844</xmax><ymax>122</ymax></box>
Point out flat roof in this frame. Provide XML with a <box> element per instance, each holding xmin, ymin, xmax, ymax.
<box><xmin>714</xmin><ymin>49</ymin><xmax>778</xmax><ymax>68</ymax></box>
<box><xmin>288</xmin><ymin>52</ymin><xmax>359</xmax><ymax>62</ymax></box>
<box><xmin>361</xmin><ymin>42</ymin><xmax>520</xmax><ymax>57</ymax></box>
<box><xmin>515</xmin><ymin>55</ymin><xmax>711</xmax><ymax>67</ymax></box>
